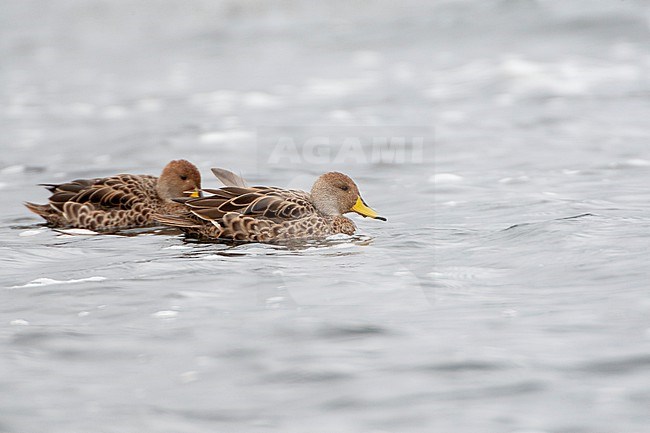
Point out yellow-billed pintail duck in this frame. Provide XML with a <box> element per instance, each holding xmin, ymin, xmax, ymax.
<box><xmin>25</xmin><ymin>159</ymin><xmax>202</xmax><ymax>231</ymax></box>
<box><xmin>155</xmin><ymin>170</ymin><xmax>386</xmax><ymax>243</ymax></box>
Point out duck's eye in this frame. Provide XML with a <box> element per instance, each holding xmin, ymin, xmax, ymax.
<box><xmin>340</xmin><ymin>185</ymin><xmax>349</xmax><ymax>191</ymax></box>
<box><xmin>180</xmin><ymin>175</ymin><xmax>188</xmax><ymax>181</ymax></box>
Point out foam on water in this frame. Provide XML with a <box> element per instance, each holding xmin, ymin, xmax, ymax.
<box><xmin>429</xmin><ymin>173</ymin><xmax>463</xmax><ymax>184</ymax></box>
<box><xmin>9</xmin><ymin>276</ymin><xmax>107</xmax><ymax>289</ymax></box>
<box><xmin>55</xmin><ymin>228</ymin><xmax>99</xmax><ymax>236</ymax></box>
<box><xmin>198</xmin><ymin>130</ymin><xmax>255</xmax><ymax>144</ymax></box>
<box><xmin>19</xmin><ymin>229</ymin><xmax>46</xmax><ymax>237</ymax></box>
<box><xmin>151</xmin><ymin>310</ymin><xmax>179</xmax><ymax>319</ymax></box>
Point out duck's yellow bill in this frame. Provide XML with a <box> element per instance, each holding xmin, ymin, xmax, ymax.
<box><xmin>352</xmin><ymin>197</ymin><xmax>387</xmax><ymax>221</ymax></box>
<box><xmin>184</xmin><ymin>188</ymin><xmax>202</xmax><ymax>198</ymax></box>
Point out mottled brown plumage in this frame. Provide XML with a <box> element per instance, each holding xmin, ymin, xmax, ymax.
<box><xmin>25</xmin><ymin>160</ymin><xmax>202</xmax><ymax>231</ymax></box>
<box><xmin>155</xmin><ymin>171</ymin><xmax>386</xmax><ymax>243</ymax></box>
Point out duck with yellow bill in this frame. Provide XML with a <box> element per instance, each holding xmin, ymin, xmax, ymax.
<box><xmin>155</xmin><ymin>171</ymin><xmax>386</xmax><ymax>243</ymax></box>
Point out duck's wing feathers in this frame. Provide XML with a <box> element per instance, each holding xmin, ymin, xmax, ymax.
<box><xmin>46</xmin><ymin>174</ymin><xmax>156</xmax><ymax>212</ymax></box>
<box><xmin>210</xmin><ymin>167</ymin><xmax>248</xmax><ymax>187</ymax></box>
<box><xmin>183</xmin><ymin>186</ymin><xmax>315</xmax><ymax>223</ymax></box>
<box><xmin>40</xmin><ymin>178</ymin><xmax>97</xmax><ymax>194</ymax></box>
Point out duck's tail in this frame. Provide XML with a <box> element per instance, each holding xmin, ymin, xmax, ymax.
<box><xmin>153</xmin><ymin>213</ymin><xmax>202</xmax><ymax>228</ymax></box>
<box><xmin>24</xmin><ymin>202</ymin><xmax>51</xmax><ymax>219</ymax></box>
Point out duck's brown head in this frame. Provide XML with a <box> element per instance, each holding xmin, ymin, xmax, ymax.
<box><xmin>310</xmin><ymin>172</ymin><xmax>386</xmax><ymax>221</ymax></box>
<box><xmin>157</xmin><ymin>159</ymin><xmax>202</xmax><ymax>200</ymax></box>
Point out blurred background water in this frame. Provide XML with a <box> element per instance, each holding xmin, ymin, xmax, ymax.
<box><xmin>2</xmin><ymin>0</ymin><xmax>650</xmax><ymax>432</ymax></box>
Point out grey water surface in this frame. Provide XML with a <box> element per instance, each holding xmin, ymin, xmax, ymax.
<box><xmin>2</xmin><ymin>1</ymin><xmax>650</xmax><ymax>432</ymax></box>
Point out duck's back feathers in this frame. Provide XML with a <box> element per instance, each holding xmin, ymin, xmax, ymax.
<box><xmin>46</xmin><ymin>175</ymin><xmax>155</xmax><ymax>213</ymax></box>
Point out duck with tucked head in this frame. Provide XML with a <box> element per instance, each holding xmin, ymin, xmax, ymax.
<box><xmin>155</xmin><ymin>170</ymin><xmax>386</xmax><ymax>243</ymax></box>
<box><xmin>25</xmin><ymin>159</ymin><xmax>202</xmax><ymax>231</ymax></box>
